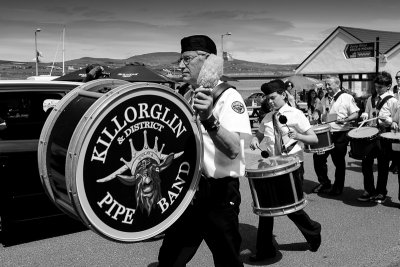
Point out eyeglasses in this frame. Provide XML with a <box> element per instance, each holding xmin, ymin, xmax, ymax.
<box><xmin>180</xmin><ymin>55</ymin><xmax>199</xmax><ymax>65</ymax></box>
<box><xmin>396</xmin><ymin>76</ymin><xmax>400</xmax><ymax>79</ymax></box>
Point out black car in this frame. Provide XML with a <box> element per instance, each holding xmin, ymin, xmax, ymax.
<box><xmin>0</xmin><ymin>80</ymin><xmax>82</xmax><ymax>237</ymax></box>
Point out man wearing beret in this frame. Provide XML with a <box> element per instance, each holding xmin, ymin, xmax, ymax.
<box><xmin>249</xmin><ymin>79</ymin><xmax>322</xmax><ymax>261</ymax></box>
<box><xmin>157</xmin><ymin>35</ymin><xmax>252</xmax><ymax>267</ymax></box>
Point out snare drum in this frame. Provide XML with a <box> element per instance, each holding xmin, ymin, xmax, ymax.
<box><xmin>347</xmin><ymin>127</ymin><xmax>379</xmax><ymax>160</ymax></box>
<box><xmin>379</xmin><ymin>132</ymin><xmax>400</xmax><ymax>155</ymax></box>
<box><xmin>38</xmin><ymin>79</ymin><xmax>202</xmax><ymax>242</ymax></box>
<box><xmin>304</xmin><ymin>124</ymin><xmax>334</xmax><ymax>154</ymax></box>
<box><xmin>245</xmin><ymin>155</ymin><xmax>307</xmax><ymax>217</ymax></box>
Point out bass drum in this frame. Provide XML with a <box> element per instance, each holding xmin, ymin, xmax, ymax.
<box><xmin>38</xmin><ymin>79</ymin><xmax>203</xmax><ymax>242</ymax></box>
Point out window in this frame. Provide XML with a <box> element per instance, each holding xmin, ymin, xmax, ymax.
<box><xmin>0</xmin><ymin>92</ymin><xmax>64</xmax><ymax>140</ymax></box>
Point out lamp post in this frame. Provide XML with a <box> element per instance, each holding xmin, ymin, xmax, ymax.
<box><xmin>34</xmin><ymin>28</ymin><xmax>41</xmax><ymax>76</ymax></box>
<box><xmin>221</xmin><ymin>32</ymin><xmax>231</xmax><ymax>74</ymax></box>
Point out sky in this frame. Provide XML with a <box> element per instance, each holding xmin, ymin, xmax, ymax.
<box><xmin>1</xmin><ymin>0</ymin><xmax>400</xmax><ymax>65</ymax></box>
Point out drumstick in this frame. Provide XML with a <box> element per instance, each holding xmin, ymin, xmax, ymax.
<box><xmin>256</xmin><ymin>144</ymin><xmax>270</xmax><ymax>158</ymax></box>
<box><xmin>357</xmin><ymin>116</ymin><xmax>382</xmax><ymax>129</ymax></box>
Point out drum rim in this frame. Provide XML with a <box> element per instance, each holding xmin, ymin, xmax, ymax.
<box><xmin>245</xmin><ymin>155</ymin><xmax>300</xmax><ymax>178</ymax></box>
<box><xmin>253</xmin><ymin>199</ymin><xmax>308</xmax><ymax>217</ymax></box>
<box><xmin>66</xmin><ymin>82</ymin><xmax>203</xmax><ymax>242</ymax></box>
<box><xmin>37</xmin><ymin>79</ymin><xmax>129</xmax><ymax>209</ymax></box>
<box><xmin>347</xmin><ymin>126</ymin><xmax>379</xmax><ymax>139</ymax></box>
<box><xmin>312</xmin><ymin>124</ymin><xmax>331</xmax><ymax>133</ymax></box>
<box><xmin>379</xmin><ymin>132</ymin><xmax>400</xmax><ymax>142</ymax></box>
<box><xmin>304</xmin><ymin>143</ymin><xmax>334</xmax><ymax>153</ymax></box>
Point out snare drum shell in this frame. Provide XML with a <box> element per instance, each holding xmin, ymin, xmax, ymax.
<box><xmin>379</xmin><ymin>132</ymin><xmax>400</xmax><ymax>155</ymax></box>
<box><xmin>245</xmin><ymin>155</ymin><xmax>307</xmax><ymax>217</ymax></box>
<box><xmin>304</xmin><ymin>124</ymin><xmax>334</xmax><ymax>153</ymax></box>
<box><xmin>347</xmin><ymin>127</ymin><xmax>379</xmax><ymax>160</ymax></box>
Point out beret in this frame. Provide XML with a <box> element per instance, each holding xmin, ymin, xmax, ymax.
<box><xmin>261</xmin><ymin>79</ymin><xmax>285</xmax><ymax>95</ymax></box>
<box><xmin>181</xmin><ymin>35</ymin><xmax>217</xmax><ymax>55</ymax></box>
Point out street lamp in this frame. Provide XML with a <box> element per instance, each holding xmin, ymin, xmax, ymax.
<box><xmin>34</xmin><ymin>28</ymin><xmax>41</xmax><ymax>76</ymax></box>
<box><xmin>221</xmin><ymin>32</ymin><xmax>232</xmax><ymax>74</ymax></box>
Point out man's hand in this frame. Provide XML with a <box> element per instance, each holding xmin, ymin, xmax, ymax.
<box><xmin>360</xmin><ymin>113</ymin><xmax>368</xmax><ymax>121</ymax></box>
<box><xmin>250</xmin><ymin>137</ymin><xmax>260</xmax><ymax>150</ymax></box>
<box><xmin>194</xmin><ymin>87</ymin><xmax>213</xmax><ymax>121</ymax></box>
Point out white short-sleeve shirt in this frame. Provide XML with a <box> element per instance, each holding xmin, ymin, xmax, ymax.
<box><xmin>328</xmin><ymin>92</ymin><xmax>360</xmax><ymax>132</ymax></box>
<box><xmin>201</xmin><ymin>86</ymin><xmax>252</xmax><ymax>178</ymax></box>
<box><xmin>258</xmin><ymin>104</ymin><xmax>311</xmax><ymax>162</ymax></box>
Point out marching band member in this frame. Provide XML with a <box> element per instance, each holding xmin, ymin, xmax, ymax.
<box><xmin>362</xmin><ymin>71</ymin><xmax>399</xmax><ymax>203</ymax></box>
<box><xmin>157</xmin><ymin>35</ymin><xmax>252</xmax><ymax>267</ymax></box>
<box><xmin>249</xmin><ymin>79</ymin><xmax>321</xmax><ymax>262</ymax></box>
<box><xmin>311</xmin><ymin>76</ymin><xmax>359</xmax><ymax>195</ymax></box>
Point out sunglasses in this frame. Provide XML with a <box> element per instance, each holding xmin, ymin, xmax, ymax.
<box><xmin>396</xmin><ymin>76</ymin><xmax>400</xmax><ymax>79</ymax></box>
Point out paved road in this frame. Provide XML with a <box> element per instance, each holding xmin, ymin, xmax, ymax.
<box><xmin>1</xmin><ymin>139</ymin><xmax>400</xmax><ymax>267</ymax></box>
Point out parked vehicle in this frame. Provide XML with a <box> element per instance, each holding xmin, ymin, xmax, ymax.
<box><xmin>244</xmin><ymin>92</ymin><xmax>265</xmax><ymax>107</ymax></box>
<box><xmin>0</xmin><ymin>80</ymin><xmax>82</xmax><ymax>237</ymax></box>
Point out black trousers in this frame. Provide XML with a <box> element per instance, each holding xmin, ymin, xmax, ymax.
<box><xmin>158</xmin><ymin>176</ymin><xmax>243</xmax><ymax>267</ymax></box>
<box><xmin>375</xmin><ymin>141</ymin><xmax>395</xmax><ymax>196</ymax></box>
<box><xmin>255</xmin><ymin>164</ymin><xmax>321</xmax><ymax>255</ymax></box>
<box><xmin>313</xmin><ymin>131</ymin><xmax>349</xmax><ymax>191</ymax></box>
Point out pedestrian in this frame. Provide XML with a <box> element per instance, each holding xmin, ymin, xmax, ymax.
<box><xmin>284</xmin><ymin>81</ymin><xmax>297</xmax><ymax>108</ymax></box>
<box><xmin>248</xmin><ymin>79</ymin><xmax>322</xmax><ymax>261</ymax></box>
<box><xmin>311</xmin><ymin>76</ymin><xmax>360</xmax><ymax>195</ymax></box>
<box><xmin>307</xmin><ymin>89</ymin><xmax>321</xmax><ymax>123</ymax></box>
<box><xmin>359</xmin><ymin>71</ymin><xmax>398</xmax><ymax>203</ymax></box>
<box><xmin>157</xmin><ymin>35</ymin><xmax>252</xmax><ymax>267</ymax></box>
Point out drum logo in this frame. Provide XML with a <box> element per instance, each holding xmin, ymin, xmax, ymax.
<box><xmin>79</xmin><ymin>94</ymin><xmax>200</xmax><ymax>237</ymax></box>
<box><xmin>96</xmin><ymin>130</ymin><xmax>184</xmax><ymax>216</ymax></box>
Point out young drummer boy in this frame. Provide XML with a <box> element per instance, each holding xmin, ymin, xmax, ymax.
<box><xmin>249</xmin><ymin>79</ymin><xmax>322</xmax><ymax>261</ymax></box>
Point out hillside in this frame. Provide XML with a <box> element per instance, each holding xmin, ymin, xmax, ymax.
<box><xmin>0</xmin><ymin>52</ymin><xmax>298</xmax><ymax>79</ymax></box>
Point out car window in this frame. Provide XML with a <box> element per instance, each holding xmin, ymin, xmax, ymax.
<box><xmin>0</xmin><ymin>92</ymin><xmax>64</xmax><ymax>140</ymax></box>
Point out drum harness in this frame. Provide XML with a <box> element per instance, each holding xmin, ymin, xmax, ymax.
<box><xmin>375</xmin><ymin>95</ymin><xmax>393</xmax><ymax>133</ymax></box>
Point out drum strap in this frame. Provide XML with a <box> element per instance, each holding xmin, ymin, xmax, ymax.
<box><xmin>376</xmin><ymin>95</ymin><xmax>393</xmax><ymax>111</ymax></box>
<box><xmin>212</xmin><ymin>82</ymin><xmax>236</xmax><ymax>104</ymax></box>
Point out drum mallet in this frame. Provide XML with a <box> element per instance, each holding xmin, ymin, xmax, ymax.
<box><xmin>278</xmin><ymin>115</ymin><xmax>291</xmax><ymax>132</ymax></box>
<box><xmin>256</xmin><ymin>144</ymin><xmax>270</xmax><ymax>158</ymax></box>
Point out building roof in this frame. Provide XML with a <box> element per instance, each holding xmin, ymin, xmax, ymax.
<box><xmin>340</xmin><ymin>26</ymin><xmax>400</xmax><ymax>54</ymax></box>
<box><xmin>296</xmin><ymin>26</ymin><xmax>400</xmax><ymax>72</ymax></box>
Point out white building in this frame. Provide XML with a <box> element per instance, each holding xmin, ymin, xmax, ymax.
<box><xmin>295</xmin><ymin>26</ymin><xmax>400</xmax><ymax>97</ymax></box>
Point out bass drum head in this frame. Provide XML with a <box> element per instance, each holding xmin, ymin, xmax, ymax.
<box><xmin>245</xmin><ymin>155</ymin><xmax>300</xmax><ymax>178</ymax></box>
<box><xmin>66</xmin><ymin>82</ymin><xmax>202</xmax><ymax>242</ymax></box>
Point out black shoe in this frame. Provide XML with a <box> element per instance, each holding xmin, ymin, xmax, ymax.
<box><xmin>328</xmin><ymin>187</ymin><xmax>342</xmax><ymax>196</ymax></box>
<box><xmin>309</xmin><ymin>234</ymin><xmax>321</xmax><ymax>252</ymax></box>
<box><xmin>248</xmin><ymin>250</ymin><xmax>277</xmax><ymax>262</ymax></box>
<box><xmin>312</xmin><ymin>183</ymin><xmax>331</xmax><ymax>193</ymax></box>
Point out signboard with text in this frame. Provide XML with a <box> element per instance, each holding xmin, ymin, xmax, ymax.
<box><xmin>344</xmin><ymin>42</ymin><xmax>375</xmax><ymax>59</ymax></box>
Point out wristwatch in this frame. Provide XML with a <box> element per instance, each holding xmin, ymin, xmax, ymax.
<box><xmin>201</xmin><ymin>115</ymin><xmax>220</xmax><ymax>132</ymax></box>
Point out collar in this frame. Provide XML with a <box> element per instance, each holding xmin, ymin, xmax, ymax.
<box><xmin>332</xmin><ymin>90</ymin><xmax>341</xmax><ymax>98</ymax></box>
<box><xmin>379</xmin><ymin>91</ymin><xmax>390</xmax><ymax>99</ymax></box>
<box><xmin>277</xmin><ymin>103</ymin><xmax>291</xmax><ymax>114</ymax></box>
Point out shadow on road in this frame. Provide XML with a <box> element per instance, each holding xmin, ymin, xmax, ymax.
<box><xmin>0</xmin><ymin>215</ymin><xmax>87</xmax><ymax>247</ymax></box>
